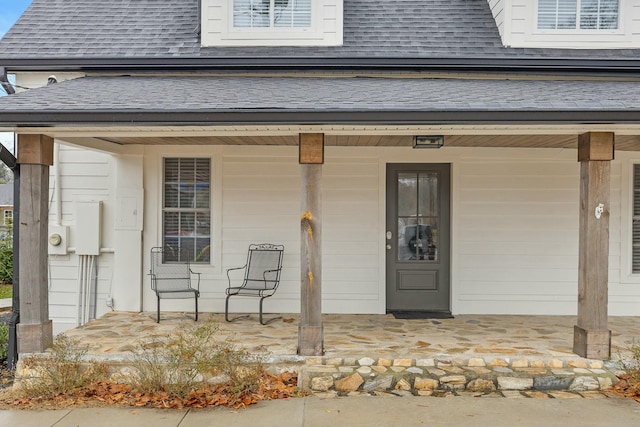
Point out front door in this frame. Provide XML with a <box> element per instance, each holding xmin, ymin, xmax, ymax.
<box><xmin>386</xmin><ymin>163</ymin><xmax>451</xmax><ymax>312</ymax></box>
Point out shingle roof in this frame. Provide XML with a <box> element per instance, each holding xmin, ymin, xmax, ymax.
<box><xmin>0</xmin><ymin>75</ymin><xmax>638</xmax><ymax>125</ymax></box>
<box><xmin>0</xmin><ymin>0</ymin><xmax>638</xmax><ymax>60</ymax></box>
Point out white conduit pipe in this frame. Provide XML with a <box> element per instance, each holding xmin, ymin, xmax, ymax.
<box><xmin>54</xmin><ymin>143</ymin><xmax>62</xmax><ymax>226</ymax></box>
<box><xmin>76</xmin><ymin>255</ymin><xmax>84</xmax><ymax>326</ymax></box>
<box><xmin>77</xmin><ymin>255</ymin><xmax>95</xmax><ymax>326</ymax></box>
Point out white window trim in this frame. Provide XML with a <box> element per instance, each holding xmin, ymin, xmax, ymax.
<box><xmin>507</xmin><ymin>0</ymin><xmax>633</xmax><ymax>49</ymax></box>
<box><xmin>620</xmin><ymin>159</ymin><xmax>640</xmax><ymax>283</ymax></box>
<box><xmin>534</xmin><ymin>0</ymin><xmax>622</xmax><ymax>34</ymax></box>
<box><xmin>201</xmin><ymin>0</ymin><xmax>343</xmax><ymax>47</ymax></box>
<box><xmin>156</xmin><ymin>153</ymin><xmax>223</xmax><ymax>274</ymax></box>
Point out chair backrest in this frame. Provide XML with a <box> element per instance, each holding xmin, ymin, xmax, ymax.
<box><xmin>150</xmin><ymin>247</ymin><xmax>191</xmax><ymax>292</ymax></box>
<box><xmin>244</xmin><ymin>244</ymin><xmax>284</xmax><ymax>290</ymax></box>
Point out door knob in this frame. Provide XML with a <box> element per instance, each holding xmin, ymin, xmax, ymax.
<box><xmin>386</xmin><ymin>244</ymin><xmax>392</xmax><ymax>250</ymax></box>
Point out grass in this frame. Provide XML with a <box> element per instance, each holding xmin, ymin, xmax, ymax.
<box><xmin>0</xmin><ymin>284</ymin><xmax>11</xmax><ymax>299</ymax></box>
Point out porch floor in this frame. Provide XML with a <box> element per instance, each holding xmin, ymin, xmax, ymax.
<box><xmin>64</xmin><ymin>311</ymin><xmax>640</xmax><ymax>363</ymax></box>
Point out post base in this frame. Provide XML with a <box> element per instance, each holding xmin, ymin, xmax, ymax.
<box><xmin>17</xmin><ymin>320</ymin><xmax>53</xmax><ymax>354</ymax></box>
<box><xmin>573</xmin><ymin>325</ymin><xmax>611</xmax><ymax>359</ymax></box>
<box><xmin>298</xmin><ymin>325</ymin><xmax>324</xmax><ymax>356</ymax></box>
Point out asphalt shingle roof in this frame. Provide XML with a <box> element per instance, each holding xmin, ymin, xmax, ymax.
<box><xmin>0</xmin><ymin>75</ymin><xmax>638</xmax><ymax>120</ymax></box>
<box><xmin>1</xmin><ymin>0</ymin><xmax>638</xmax><ymax>60</ymax></box>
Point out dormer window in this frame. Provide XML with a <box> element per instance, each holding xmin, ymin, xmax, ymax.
<box><xmin>233</xmin><ymin>0</ymin><xmax>311</xmax><ymax>29</ymax></box>
<box><xmin>537</xmin><ymin>0</ymin><xmax>619</xmax><ymax>30</ymax></box>
<box><xmin>201</xmin><ymin>0</ymin><xmax>343</xmax><ymax>47</ymax></box>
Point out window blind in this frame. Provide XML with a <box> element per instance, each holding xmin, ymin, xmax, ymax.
<box><xmin>163</xmin><ymin>158</ymin><xmax>211</xmax><ymax>263</ymax></box>
<box><xmin>233</xmin><ymin>0</ymin><xmax>311</xmax><ymax>28</ymax></box>
<box><xmin>632</xmin><ymin>164</ymin><xmax>640</xmax><ymax>273</ymax></box>
<box><xmin>537</xmin><ymin>0</ymin><xmax>618</xmax><ymax>30</ymax></box>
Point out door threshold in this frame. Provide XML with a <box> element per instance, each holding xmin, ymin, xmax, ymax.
<box><xmin>388</xmin><ymin>310</ymin><xmax>454</xmax><ymax>319</ymax></box>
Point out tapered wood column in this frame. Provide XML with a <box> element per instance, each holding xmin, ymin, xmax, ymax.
<box><xmin>298</xmin><ymin>134</ymin><xmax>324</xmax><ymax>356</ymax></box>
<box><xmin>573</xmin><ymin>132</ymin><xmax>614</xmax><ymax>359</ymax></box>
<box><xmin>17</xmin><ymin>134</ymin><xmax>54</xmax><ymax>353</ymax></box>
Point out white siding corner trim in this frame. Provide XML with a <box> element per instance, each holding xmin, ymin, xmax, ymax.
<box><xmin>201</xmin><ymin>0</ymin><xmax>343</xmax><ymax>47</ymax></box>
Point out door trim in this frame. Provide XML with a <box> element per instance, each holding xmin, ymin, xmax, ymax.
<box><xmin>385</xmin><ymin>163</ymin><xmax>451</xmax><ymax>313</ymax></box>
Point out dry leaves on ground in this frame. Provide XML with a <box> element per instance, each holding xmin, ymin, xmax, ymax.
<box><xmin>0</xmin><ymin>371</ymin><xmax>303</xmax><ymax>410</ymax></box>
<box><xmin>611</xmin><ymin>375</ymin><xmax>640</xmax><ymax>403</ymax></box>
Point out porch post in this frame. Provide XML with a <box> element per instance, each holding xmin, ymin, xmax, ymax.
<box><xmin>298</xmin><ymin>133</ymin><xmax>324</xmax><ymax>356</ymax></box>
<box><xmin>16</xmin><ymin>134</ymin><xmax>54</xmax><ymax>353</ymax></box>
<box><xmin>573</xmin><ymin>132</ymin><xmax>613</xmax><ymax>359</ymax></box>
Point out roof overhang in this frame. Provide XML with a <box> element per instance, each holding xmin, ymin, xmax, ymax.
<box><xmin>1</xmin><ymin>75</ymin><xmax>640</xmax><ymax>149</ymax></box>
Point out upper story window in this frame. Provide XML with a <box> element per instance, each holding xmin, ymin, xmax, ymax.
<box><xmin>537</xmin><ymin>0</ymin><xmax>619</xmax><ymax>30</ymax></box>
<box><xmin>201</xmin><ymin>0</ymin><xmax>342</xmax><ymax>47</ymax></box>
<box><xmin>233</xmin><ymin>0</ymin><xmax>311</xmax><ymax>29</ymax></box>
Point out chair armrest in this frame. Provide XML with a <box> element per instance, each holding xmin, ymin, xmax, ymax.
<box><xmin>226</xmin><ymin>265</ymin><xmax>247</xmax><ymax>287</ymax></box>
<box><xmin>189</xmin><ymin>268</ymin><xmax>201</xmax><ymax>291</ymax></box>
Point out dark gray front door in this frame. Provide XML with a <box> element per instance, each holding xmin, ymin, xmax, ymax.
<box><xmin>386</xmin><ymin>163</ymin><xmax>451</xmax><ymax>312</ymax></box>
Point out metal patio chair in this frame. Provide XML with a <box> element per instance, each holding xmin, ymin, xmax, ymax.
<box><xmin>225</xmin><ymin>243</ymin><xmax>284</xmax><ymax>325</ymax></box>
<box><xmin>149</xmin><ymin>247</ymin><xmax>200</xmax><ymax>323</ymax></box>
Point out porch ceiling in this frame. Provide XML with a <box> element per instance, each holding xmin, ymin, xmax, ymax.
<box><xmin>76</xmin><ymin>133</ymin><xmax>640</xmax><ymax>151</ymax></box>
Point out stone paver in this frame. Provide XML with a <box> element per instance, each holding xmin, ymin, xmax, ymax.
<box><xmin>55</xmin><ymin>312</ymin><xmax>640</xmax><ymax>398</ymax></box>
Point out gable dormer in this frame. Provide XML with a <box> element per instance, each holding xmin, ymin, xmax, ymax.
<box><xmin>201</xmin><ymin>0</ymin><xmax>343</xmax><ymax>47</ymax></box>
<box><xmin>488</xmin><ymin>0</ymin><xmax>640</xmax><ymax>49</ymax></box>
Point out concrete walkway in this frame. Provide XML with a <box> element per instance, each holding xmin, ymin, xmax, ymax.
<box><xmin>1</xmin><ymin>395</ymin><xmax>640</xmax><ymax>427</ymax></box>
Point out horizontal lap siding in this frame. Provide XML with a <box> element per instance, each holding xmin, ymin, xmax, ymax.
<box><xmin>48</xmin><ymin>144</ymin><xmax>114</xmax><ymax>333</ymax></box>
<box><xmin>487</xmin><ymin>0</ymin><xmax>505</xmax><ymax>38</ymax></box>
<box><xmin>456</xmin><ymin>152</ymin><xmax>581</xmax><ymax>314</ymax></box>
<box><xmin>186</xmin><ymin>147</ymin><xmax>381</xmax><ymax>314</ymax></box>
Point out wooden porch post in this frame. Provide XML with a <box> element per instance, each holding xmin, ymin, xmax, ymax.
<box><xmin>16</xmin><ymin>134</ymin><xmax>54</xmax><ymax>353</ymax></box>
<box><xmin>298</xmin><ymin>133</ymin><xmax>324</xmax><ymax>356</ymax></box>
<box><xmin>573</xmin><ymin>132</ymin><xmax>614</xmax><ymax>359</ymax></box>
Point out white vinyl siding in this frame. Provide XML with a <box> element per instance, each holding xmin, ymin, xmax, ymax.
<box><xmin>201</xmin><ymin>0</ymin><xmax>343</xmax><ymax>47</ymax></box>
<box><xmin>487</xmin><ymin>0</ymin><xmax>506</xmax><ymax>37</ymax></box>
<box><xmin>46</xmin><ymin>144</ymin><xmax>640</xmax><ymax>334</ymax></box>
<box><xmin>47</xmin><ymin>144</ymin><xmax>114</xmax><ymax>334</ymax></box>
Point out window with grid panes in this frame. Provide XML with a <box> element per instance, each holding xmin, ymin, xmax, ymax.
<box><xmin>163</xmin><ymin>158</ymin><xmax>211</xmax><ymax>263</ymax></box>
<box><xmin>537</xmin><ymin>0</ymin><xmax>618</xmax><ymax>30</ymax></box>
<box><xmin>633</xmin><ymin>164</ymin><xmax>640</xmax><ymax>273</ymax></box>
<box><xmin>233</xmin><ymin>0</ymin><xmax>311</xmax><ymax>28</ymax></box>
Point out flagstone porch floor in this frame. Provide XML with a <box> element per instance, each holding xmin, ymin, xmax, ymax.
<box><xmin>64</xmin><ymin>311</ymin><xmax>640</xmax><ymax>363</ymax></box>
<box><xmin>56</xmin><ymin>312</ymin><xmax>640</xmax><ymax>396</ymax></box>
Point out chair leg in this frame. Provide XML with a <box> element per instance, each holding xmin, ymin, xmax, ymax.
<box><xmin>259</xmin><ymin>296</ymin><xmax>282</xmax><ymax>325</ymax></box>
<box><xmin>225</xmin><ymin>294</ymin><xmax>250</xmax><ymax>322</ymax></box>
<box><xmin>225</xmin><ymin>294</ymin><xmax>231</xmax><ymax>322</ymax></box>
<box><xmin>156</xmin><ymin>295</ymin><xmax>160</xmax><ymax>323</ymax></box>
<box><xmin>194</xmin><ymin>293</ymin><xmax>198</xmax><ymax>322</ymax></box>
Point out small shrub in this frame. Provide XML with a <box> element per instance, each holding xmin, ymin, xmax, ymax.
<box><xmin>130</xmin><ymin>320</ymin><xmax>265</xmax><ymax>398</ymax></box>
<box><xmin>0</xmin><ymin>323</ymin><xmax>8</xmax><ymax>362</ymax></box>
<box><xmin>0</xmin><ymin>220</ymin><xmax>12</xmax><ymax>285</ymax></box>
<box><xmin>18</xmin><ymin>334</ymin><xmax>107</xmax><ymax>398</ymax></box>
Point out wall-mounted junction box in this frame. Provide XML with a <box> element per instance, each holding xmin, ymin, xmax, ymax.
<box><xmin>75</xmin><ymin>201</ymin><xmax>102</xmax><ymax>255</ymax></box>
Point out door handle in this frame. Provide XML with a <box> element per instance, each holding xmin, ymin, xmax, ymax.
<box><xmin>386</xmin><ymin>244</ymin><xmax>392</xmax><ymax>250</ymax></box>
